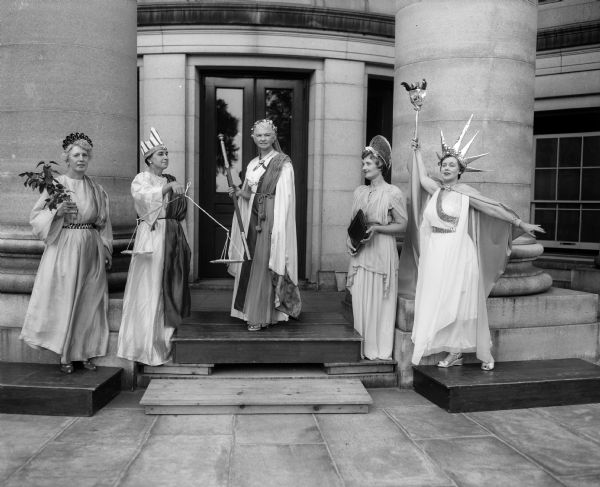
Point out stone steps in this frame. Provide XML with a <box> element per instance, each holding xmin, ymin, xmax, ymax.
<box><xmin>140</xmin><ymin>377</ymin><xmax>372</xmax><ymax>414</ymax></box>
<box><xmin>0</xmin><ymin>362</ymin><xmax>122</xmax><ymax>416</ymax></box>
<box><xmin>413</xmin><ymin>358</ymin><xmax>600</xmax><ymax>413</ymax></box>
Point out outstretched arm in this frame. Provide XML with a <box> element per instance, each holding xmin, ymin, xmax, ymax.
<box><xmin>411</xmin><ymin>139</ymin><xmax>439</xmax><ymax>195</ymax></box>
<box><xmin>468</xmin><ymin>197</ymin><xmax>545</xmax><ymax>237</ymax></box>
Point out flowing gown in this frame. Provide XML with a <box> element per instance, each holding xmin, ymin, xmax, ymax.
<box><xmin>411</xmin><ymin>188</ymin><xmax>488</xmax><ymax>365</ymax></box>
<box><xmin>118</xmin><ymin>171</ymin><xmax>190</xmax><ymax>366</ymax></box>
<box><xmin>228</xmin><ymin>152</ymin><xmax>301</xmax><ymax>325</ymax></box>
<box><xmin>347</xmin><ymin>183</ymin><xmax>406</xmax><ymax>360</ymax></box>
<box><xmin>20</xmin><ymin>175</ymin><xmax>112</xmax><ymax>363</ymax></box>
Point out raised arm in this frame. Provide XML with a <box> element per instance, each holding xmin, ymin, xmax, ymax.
<box><xmin>410</xmin><ymin>139</ymin><xmax>440</xmax><ymax>195</ymax></box>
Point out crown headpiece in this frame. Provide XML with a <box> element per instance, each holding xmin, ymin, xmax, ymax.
<box><xmin>62</xmin><ymin>132</ymin><xmax>93</xmax><ymax>150</ymax></box>
<box><xmin>437</xmin><ymin>114</ymin><xmax>488</xmax><ymax>172</ymax></box>
<box><xmin>140</xmin><ymin>127</ymin><xmax>167</xmax><ymax>158</ymax></box>
<box><xmin>364</xmin><ymin>135</ymin><xmax>392</xmax><ymax>170</ymax></box>
<box><xmin>251</xmin><ymin>119</ymin><xmax>277</xmax><ymax>135</ymax></box>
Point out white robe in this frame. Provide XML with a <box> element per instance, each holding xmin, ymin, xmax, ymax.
<box><xmin>20</xmin><ymin>175</ymin><xmax>112</xmax><ymax>363</ymax></box>
<box><xmin>118</xmin><ymin>171</ymin><xmax>174</xmax><ymax>366</ymax></box>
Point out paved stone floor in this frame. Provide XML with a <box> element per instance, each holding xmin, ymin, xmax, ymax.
<box><xmin>2</xmin><ymin>388</ymin><xmax>600</xmax><ymax>487</ymax></box>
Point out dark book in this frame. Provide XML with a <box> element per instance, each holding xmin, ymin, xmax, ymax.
<box><xmin>348</xmin><ymin>209</ymin><xmax>368</xmax><ymax>251</ymax></box>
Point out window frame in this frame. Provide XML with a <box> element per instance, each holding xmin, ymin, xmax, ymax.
<box><xmin>532</xmin><ymin>132</ymin><xmax>600</xmax><ymax>251</ymax></box>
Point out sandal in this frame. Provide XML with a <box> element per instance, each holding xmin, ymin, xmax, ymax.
<box><xmin>437</xmin><ymin>353</ymin><xmax>463</xmax><ymax>368</ymax></box>
<box><xmin>60</xmin><ymin>363</ymin><xmax>74</xmax><ymax>374</ymax></box>
<box><xmin>247</xmin><ymin>323</ymin><xmax>262</xmax><ymax>331</ymax></box>
<box><xmin>481</xmin><ymin>361</ymin><xmax>495</xmax><ymax>371</ymax></box>
<box><xmin>82</xmin><ymin>360</ymin><xmax>97</xmax><ymax>371</ymax></box>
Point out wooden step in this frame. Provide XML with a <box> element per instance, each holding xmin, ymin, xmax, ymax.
<box><xmin>0</xmin><ymin>362</ymin><xmax>122</xmax><ymax>416</ymax></box>
<box><xmin>137</xmin><ymin>363</ymin><xmax>397</xmax><ymax>388</ymax></box>
<box><xmin>413</xmin><ymin>358</ymin><xmax>600</xmax><ymax>413</ymax></box>
<box><xmin>324</xmin><ymin>359</ymin><xmax>397</xmax><ymax>375</ymax></box>
<box><xmin>140</xmin><ymin>378</ymin><xmax>372</xmax><ymax>414</ymax></box>
<box><xmin>183</xmin><ymin>310</ymin><xmax>349</xmax><ymax>326</ymax></box>
<box><xmin>142</xmin><ymin>362</ymin><xmax>213</xmax><ymax>376</ymax></box>
<box><xmin>173</xmin><ymin>311</ymin><xmax>362</xmax><ymax>364</ymax></box>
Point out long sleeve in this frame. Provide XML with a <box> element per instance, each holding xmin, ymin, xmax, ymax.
<box><xmin>30</xmin><ymin>191</ymin><xmax>63</xmax><ymax>246</ymax></box>
<box><xmin>131</xmin><ymin>173</ymin><xmax>165</xmax><ymax>226</ymax></box>
<box><xmin>99</xmin><ymin>188</ymin><xmax>113</xmax><ymax>255</ymax></box>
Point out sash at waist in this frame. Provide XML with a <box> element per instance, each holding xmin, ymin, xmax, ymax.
<box><xmin>63</xmin><ymin>223</ymin><xmax>96</xmax><ymax>229</ymax></box>
<box><xmin>431</xmin><ymin>225</ymin><xmax>456</xmax><ymax>233</ymax></box>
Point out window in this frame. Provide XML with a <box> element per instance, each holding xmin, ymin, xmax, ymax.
<box><xmin>533</xmin><ymin>134</ymin><xmax>600</xmax><ymax>250</ymax></box>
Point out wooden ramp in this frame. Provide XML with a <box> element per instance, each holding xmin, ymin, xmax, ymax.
<box><xmin>0</xmin><ymin>362</ymin><xmax>122</xmax><ymax>416</ymax></box>
<box><xmin>413</xmin><ymin>358</ymin><xmax>600</xmax><ymax>413</ymax></box>
<box><xmin>140</xmin><ymin>378</ymin><xmax>372</xmax><ymax>414</ymax></box>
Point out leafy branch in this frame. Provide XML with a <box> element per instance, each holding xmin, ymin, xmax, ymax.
<box><xmin>19</xmin><ymin>161</ymin><xmax>72</xmax><ymax>211</ymax></box>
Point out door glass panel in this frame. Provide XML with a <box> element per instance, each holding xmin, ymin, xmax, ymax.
<box><xmin>216</xmin><ymin>88</ymin><xmax>244</xmax><ymax>192</ymax></box>
<box><xmin>265</xmin><ymin>88</ymin><xmax>292</xmax><ymax>156</ymax></box>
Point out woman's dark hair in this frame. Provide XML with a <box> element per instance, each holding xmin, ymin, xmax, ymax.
<box><xmin>438</xmin><ymin>154</ymin><xmax>464</xmax><ymax>180</ymax></box>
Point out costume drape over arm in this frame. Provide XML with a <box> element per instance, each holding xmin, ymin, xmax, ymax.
<box><xmin>270</xmin><ymin>160</ymin><xmax>301</xmax><ymax>318</ymax></box>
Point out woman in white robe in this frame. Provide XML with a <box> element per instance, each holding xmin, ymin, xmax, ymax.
<box><xmin>406</xmin><ymin>121</ymin><xmax>544</xmax><ymax>371</ymax></box>
<box><xmin>228</xmin><ymin>119</ymin><xmax>301</xmax><ymax>331</ymax></box>
<box><xmin>20</xmin><ymin>133</ymin><xmax>112</xmax><ymax>374</ymax></box>
<box><xmin>346</xmin><ymin>136</ymin><xmax>407</xmax><ymax>360</ymax></box>
<box><xmin>118</xmin><ymin>128</ymin><xmax>190</xmax><ymax>366</ymax></box>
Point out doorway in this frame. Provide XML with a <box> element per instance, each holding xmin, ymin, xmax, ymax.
<box><xmin>198</xmin><ymin>75</ymin><xmax>308</xmax><ymax>278</ymax></box>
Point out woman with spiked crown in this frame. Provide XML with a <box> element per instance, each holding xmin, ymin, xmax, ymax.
<box><xmin>405</xmin><ymin>116</ymin><xmax>544</xmax><ymax>370</ymax></box>
<box><xmin>20</xmin><ymin>133</ymin><xmax>113</xmax><ymax>374</ymax></box>
<box><xmin>346</xmin><ymin>136</ymin><xmax>407</xmax><ymax>360</ymax></box>
<box><xmin>117</xmin><ymin>128</ymin><xmax>190</xmax><ymax>366</ymax></box>
<box><xmin>228</xmin><ymin>119</ymin><xmax>301</xmax><ymax>331</ymax></box>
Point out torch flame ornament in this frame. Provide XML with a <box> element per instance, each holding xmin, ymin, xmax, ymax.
<box><xmin>401</xmin><ymin>78</ymin><xmax>427</xmax><ymax>139</ymax></box>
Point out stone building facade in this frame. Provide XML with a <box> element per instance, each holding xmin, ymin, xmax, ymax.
<box><xmin>0</xmin><ymin>0</ymin><xmax>598</xmax><ymax>375</ymax></box>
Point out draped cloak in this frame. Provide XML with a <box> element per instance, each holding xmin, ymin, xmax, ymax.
<box><xmin>398</xmin><ymin>156</ymin><xmax>523</xmax><ymax>363</ymax></box>
<box><xmin>20</xmin><ymin>175</ymin><xmax>112</xmax><ymax>363</ymax></box>
<box><xmin>118</xmin><ymin>171</ymin><xmax>190</xmax><ymax>366</ymax></box>
<box><xmin>228</xmin><ymin>152</ymin><xmax>302</xmax><ymax>323</ymax></box>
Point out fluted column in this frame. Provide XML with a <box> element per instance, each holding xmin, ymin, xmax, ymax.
<box><xmin>394</xmin><ymin>0</ymin><xmax>551</xmax><ymax>296</ymax></box>
<box><xmin>0</xmin><ymin>0</ymin><xmax>138</xmax><ymax>293</ymax></box>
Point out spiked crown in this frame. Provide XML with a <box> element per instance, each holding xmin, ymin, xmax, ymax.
<box><xmin>437</xmin><ymin>114</ymin><xmax>488</xmax><ymax>172</ymax></box>
<box><xmin>140</xmin><ymin>127</ymin><xmax>167</xmax><ymax>159</ymax></box>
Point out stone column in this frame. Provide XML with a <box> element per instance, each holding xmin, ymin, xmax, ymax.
<box><xmin>394</xmin><ymin>0</ymin><xmax>538</xmax><ymax>219</ymax></box>
<box><xmin>318</xmin><ymin>59</ymin><xmax>365</xmax><ymax>286</ymax></box>
<box><xmin>394</xmin><ymin>0</ymin><xmax>551</xmax><ymax>296</ymax></box>
<box><xmin>0</xmin><ymin>0</ymin><xmax>138</xmax><ymax>294</ymax></box>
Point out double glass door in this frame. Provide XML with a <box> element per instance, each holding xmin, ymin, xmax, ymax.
<box><xmin>199</xmin><ymin>75</ymin><xmax>307</xmax><ymax>278</ymax></box>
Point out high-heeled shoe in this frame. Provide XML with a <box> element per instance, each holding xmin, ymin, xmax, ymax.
<box><xmin>82</xmin><ymin>360</ymin><xmax>97</xmax><ymax>371</ymax></box>
<box><xmin>60</xmin><ymin>363</ymin><xmax>74</xmax><ymax>374</ymax></box>
<box><xmin>437</xmin><ymin>352</ymin><xmax>463</xmax><ymax>368</ymax></box>
<box><xmin>481</xmin><ymin>361</ymin><xmax>495</xmax><ymax>371</ymax></box>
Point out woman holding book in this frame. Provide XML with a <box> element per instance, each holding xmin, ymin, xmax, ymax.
<box><xmin>346</xmin><ymin>136</ymin><xmax>407</xmax><ymax>360</ymax></box>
